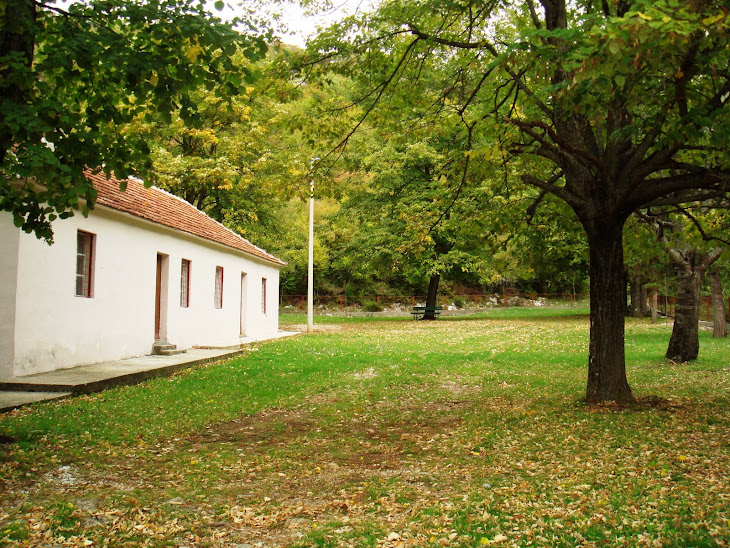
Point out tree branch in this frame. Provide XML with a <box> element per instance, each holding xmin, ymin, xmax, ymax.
<box><xmin>678</xmin><ymin>206</ymin><xmax>730</xmax><ymax>247</ymax></box>
<box><xmin>509</xmin><ymin>118</ymin><xmax>600</xmax><ymax>169</ymax></box>
<box><xmin>36</xmin><ymin>1</ymin><xmax>90</xmax><ymax>18</ymax></box>
<box><xmin>427</xmin><ymin>123</ymin><xmax>474</xmax><ymax>234</ymax></box>
<box><xmin>406</xmin><ymin>23</ymin><xmax>499</xmax><ymax>57</ymax></box>
<box><xmin>526</xmin><ymin>188</ymin><xmax>548</xmax><ymax>224</ymax></box>
<box><xmin>522</xmin><ymin>171</ymin><xmax>573</xmax><ymax>206</ymax></box>
<box><xmin>327</xmin><ymin>38</ymin><xmax>419</xmax><ymax>158</ymax></box>
<box><xmin>526</xmin><ymin>0</ymin><xmax>543</xmax><ymax>29</ymax></box>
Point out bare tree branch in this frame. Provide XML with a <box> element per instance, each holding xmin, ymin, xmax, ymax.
<box><xmin>526</xmin><ymin>0</ymin><xmax>543</xmax><ymax>28</ymax></box>
<box><xmin>406</xmin><ymin>23</ymin><xmax>499</xmax><ymax>56</ymax></box>
<box><xmin>326</xmin><ymin>38</ymin><xmax>420</xmax><ymax>159</ymax></box>
<box><xmin>522</xmin><ymin>172</ymin><xmax>573</xmax><ymax>205</ymax></box>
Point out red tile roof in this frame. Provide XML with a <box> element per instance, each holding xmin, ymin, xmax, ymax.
<box><xmin>87</xmin><ymin>170</ymin><xmax>285</xmax><ymax>266</ymax></box>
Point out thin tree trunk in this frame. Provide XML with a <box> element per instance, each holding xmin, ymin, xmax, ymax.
<box><xmin>585</xmin><ymin>221</ymin><xmax>633</xmax><ymax>404</ymax></box>
<box><xmin>423</xmin><ymin>274</ymin><xmax>440</xmax><ymax>320</ymax></box>
<box><xmin>629</xmin><ymin>273</ymin><xmax>642</xmax><ymax>317</ymax></box>
<box><xmin>629</xmin><ymin>273</ymin><xmax>650</xmax><ymax>317</ymax></box>
<box><xmin>665</xmin><ymin>248</ymin><xmax>722</xmax><ymax>362</ymax></box>
<box><xmin>650</xmin><ymin>289</ymin><xmax>658</xmax><ymax>324</ymax></box>
<box><xmin>639</xmin><ymin>283</ymin><xmax>650</xmax><ymax>317</ymax></box>
<box><xmin>710</xmin><ymin>271</ymin><xmax>727</xmax><ymax>338</ymax></box>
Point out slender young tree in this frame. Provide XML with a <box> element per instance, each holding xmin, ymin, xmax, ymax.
<box><xmin>709</xmin><ymin>269</ymin><xmax>727</xmax><ymax>338</ymax></box>
<box><xmin>624</xmin><ymin>217</ymin><xmax>665</xmax><ymax>318</ymax></box>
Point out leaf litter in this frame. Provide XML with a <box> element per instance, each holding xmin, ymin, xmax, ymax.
<box><xmin>1</xmin><ymin>316</ymin><xmax>728</xmax><ymax>547</ymax></box>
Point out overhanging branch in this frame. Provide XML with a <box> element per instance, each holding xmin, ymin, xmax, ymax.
<box><xmin>678</xmin><ymin>206</ymin><xmax>730</xmax><ymax>247</ymax></box>
<box><xmin>626</xmin><ymin>171</ymin><xmax>730</xmax><ymax>211</ymax></box>
<box><xmin>407</xmin><ymin>23</ymin><xmax>499</xmax><ymax>56</ymax></box>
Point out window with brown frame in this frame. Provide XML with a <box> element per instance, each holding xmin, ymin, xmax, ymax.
<box><xmin>180</xmin><ymin>259</ymin><xmax>191</xmax><ymax>307</ymax></box>
<box><xmin>214</xmin><ymin>266</ymin><xmax>224</xmax><ymax>309</ymax></box>
<box><xmin>261</xmin><ymin>277</ymin><xmax>267</xmax><ymax>314</ymax></box>
<box><xmin>75</xmin><ymin>230</ymin><xmax>95</xmax><ymax>298</ymax></box>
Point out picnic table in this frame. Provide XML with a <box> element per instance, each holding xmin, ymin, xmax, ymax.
<box><xmin>410</xmin><ymin>306</ymin><xmax>443</xmax><ymax>320</ymax></box>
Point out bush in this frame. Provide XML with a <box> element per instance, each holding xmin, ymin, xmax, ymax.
<box><xmin>361</xmin><ymin>300</ymin><xmax>384</xmax><ymax>312</ymax></box>
<box><xmin>453</xmin><ymin>296</ymin><xmax>466</xmax><ymax>309</ymax></box>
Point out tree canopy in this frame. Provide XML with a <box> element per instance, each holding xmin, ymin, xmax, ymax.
<box><xmin>303</xmin><ymin>0</ymin><xmax>730</xmax><ymax>402</ymax></box>
<box><xmin>0</xmin><ymin>0</ymin><xmax>268</xmax><ymax>242</ymax></box>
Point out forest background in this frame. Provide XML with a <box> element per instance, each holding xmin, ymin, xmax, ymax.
<box><xmin>143</xmin><ymin>5</ymin><xmax>730</xmax><ymax>312</ymax></box>
<box><xmin>2</xmin><ymin>0</ymin><xmax>728</xmax><ymax>311</ymax></box>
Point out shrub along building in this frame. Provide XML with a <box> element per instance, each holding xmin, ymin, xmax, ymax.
<box><xmin>0</xmin><ymin>172</ymin><xmax>285</xmax><ymax>378</ymax></box>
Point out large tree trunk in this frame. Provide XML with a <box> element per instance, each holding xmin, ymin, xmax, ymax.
<box><xmin>665</xmin><ymin>248</ymin><xmax>723</xmax><ymax>362</ymax></box>
<box><xmin>423</xmin><ymin>274</ymin><xmax>440</xmax><ymax>320</ymax></box>
<box><xmin>709</xmin><ymin>270</ymin><xmax>727</xmax><ymax>338</ymax></box>
<box><xmin>666</xmin><ymin>268</ymin><xmax>702</xmax><ymax>362</ymax></box>
<box><xmin>585</xmin><ymin>221</ymin><xmax>634</xmax><ymax>404</ymax></box>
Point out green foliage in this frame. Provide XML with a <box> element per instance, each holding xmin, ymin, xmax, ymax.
<box><xmin>0</xmin><ymin>0</ymin><xmax>270</xmax><ymax>242</ymax></box>
<box><xmin>136</xmin><ymin>62</ymin><xmax>284</xmax><ymax>240</ymax></box>
<box><xmin>50</xmin><ymin>502</ymin><xmax>81</xmax><ymax>538</ymax></box>
<box><xmin>0</xmin><ymin>521</ymin><xmax>29</xmax><ymax>543</ymax></box>
<box><xmin>361</xmin><ymin>299</ymin><xmax>383</xmax><ymax>312</ymax></box>
<box><xmin>635</xmin><ymin>204</ymin><xmax>729</xmax><ymax>301</ymax></box>
<box><xmin>266</xmin><ymin>197</ymin><xmax>335</xmax><ymax>295</ymax></box>
<box><xmin>301</xmin><ymin>0</ymin><xmax>730</xmax><ymax>402</ymax></box>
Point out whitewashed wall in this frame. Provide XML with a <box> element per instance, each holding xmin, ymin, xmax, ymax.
<box><xmin>0</xmin><ymin>218</ymin><xmax>19</xmax><ymax>379</ymax></box>
<box><xmin>2</xmin><ymin>207</ymin><xmax>281</xmax><ymax>377</ymax></box>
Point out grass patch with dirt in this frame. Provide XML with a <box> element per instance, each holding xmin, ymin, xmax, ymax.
<box><xmin>1</xmin><ymin>311</ymin><xmax>728</xmax><ymax>547</ymax></box>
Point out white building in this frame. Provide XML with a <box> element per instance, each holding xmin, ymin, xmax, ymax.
<box><xmin>0</xmin><ymin>172</ymin><xmax>285</xmax><ymax>378</ymax></box>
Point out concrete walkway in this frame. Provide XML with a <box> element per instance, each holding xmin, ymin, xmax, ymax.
<box><xmin>0</xmin><ymin>331</ymin><xmax>298</xmax><ymax>412</ymax></box>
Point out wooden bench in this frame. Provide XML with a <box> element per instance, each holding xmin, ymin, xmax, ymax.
<box><xmin>411</xmin><ymin>306</ymin><xmax>443</xmax><ymax>320</ymax></box>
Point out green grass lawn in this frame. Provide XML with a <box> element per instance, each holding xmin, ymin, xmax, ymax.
<box><xmin>1</xmin><ymin>311</ymin><xmax>728</xmax><ymax>547</ymax></box>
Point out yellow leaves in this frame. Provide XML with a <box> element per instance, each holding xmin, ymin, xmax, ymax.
<box><xmin>702</xmin><ymin>13</ymin><xmax>725</xmax><ymax>26</ymax></box>
<box><xmin>231</xmin><ymin>102</ymin><xmax>253</xmax><ymax>123</ymax></box>
<box><xmin>185</xmin><ymin>40</ymin><xmax>204</xmax><ymax>63</ymax></box>
<box><xmin>510</xmin><ymin>104</ymin><xmax>525</xmax><ymax>120</ymax></box>
<box><xmin>217</xmin><ymin>178</ymin><xmax>233</xmax><ymax>191</ymax></box>
<box><xmin>149</xmin><ymin>72</ymin><xmax>159</xmax><ymax>87</ymax></box>
<box><xmin>465</xmin><ymin>144</ymin><xmax>502</xmax><ymax>163</ymax></box>
<box><xmin>637</xmin><ymin>12</ymin><xmax>653</xmax><ymax>21</ymax></box>
<box><xmin>187</xmin><ymin>127</ymin><xmax>218</xmax><ymax>146</ymax></box>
